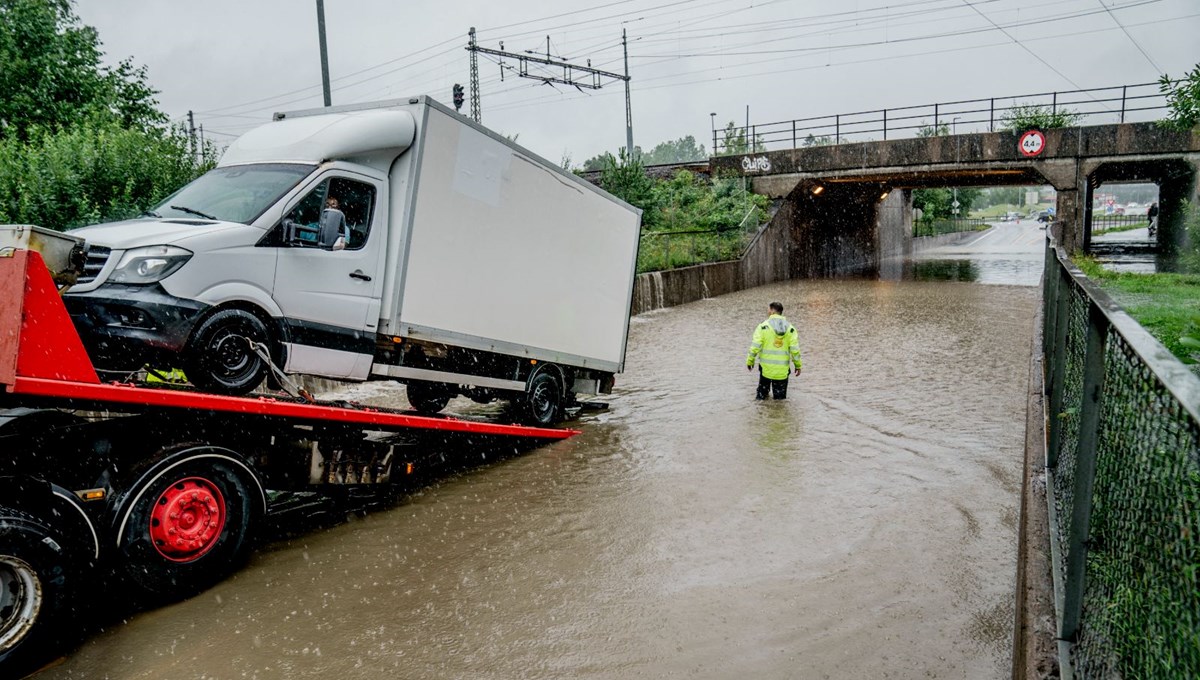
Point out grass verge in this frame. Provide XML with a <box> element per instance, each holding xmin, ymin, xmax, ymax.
<box><xmin>1075</xmin><ymin>256</ymin><xmax>1200</xmax><ymax>365</ymax></box>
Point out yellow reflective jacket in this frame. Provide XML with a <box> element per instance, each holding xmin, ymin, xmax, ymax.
<box><xmin>746</xmin><ymin>314</ymin><xmax>802</xmax><ymax>380</ymax></box>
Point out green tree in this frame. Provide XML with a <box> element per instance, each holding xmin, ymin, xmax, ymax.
<box><xmin>640</xmin><ymin>135</ymin><xmax>707</xmax><ymax>165</ymax></box>
<box><xmin>0</xmin><ymin>0</ymin><xmax>212</xmax><ymax>230</ymax></box>
<box><xmin>598</xmin><ymin>148</ymin><xmax>657</xmax><ymax>224</ymax></box>
<box><xmin>1000</xmin><ymin>103</ymin><xmax>1082</xmax><ymax>131</ymax></box>
<box><xmin>913</xmin><ymin>186</ymin><xmax>981</xmax><ymax>220</ymax></box>
<box><xmin>916</xmin><ymin>122</ymin><xmax>950</xmax><ymax>138</ymax></box>
<box><xmin>1159</xmin><ymin>64</ymin><xmax>1200</xmax><ymax>131</ymax></box>
<box><xmin>0</xmin><ymin>0</ymin><xmax>166</xmax><ymax>139</ymax></box>
<box><xmin>717</xmin><ymin>121</ymin><xmax>765</xmax><ymax>156</ymax></box>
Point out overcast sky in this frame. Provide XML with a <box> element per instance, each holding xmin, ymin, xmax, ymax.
<box><xmin>75</xmin><ymin>0</ymin><xmax>1199</xmax><ymax>164</ymax></box>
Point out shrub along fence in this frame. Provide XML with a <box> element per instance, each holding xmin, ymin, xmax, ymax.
<box><xmin>1042</xmin><ymin>238</ymin><xmax>1200</xmax><ymax>678</ymax></box>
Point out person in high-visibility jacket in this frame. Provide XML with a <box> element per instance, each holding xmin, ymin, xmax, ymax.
<box><xmin>746</xmin><ymin>301</ymin><xmax>802</xmax><ymax>400</ymax></box>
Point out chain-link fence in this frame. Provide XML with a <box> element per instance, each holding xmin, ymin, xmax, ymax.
<box><xmin>1043</xmin><ymin>239</ymin><xmax>1200</xmax><ymax>678</ymax></box>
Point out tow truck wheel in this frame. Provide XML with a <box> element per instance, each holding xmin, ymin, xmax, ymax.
<box><xmin>185</xmin><ymin>309</ymin><xmax>270</xmax><ymax>395</ymax></box>
<box><xmin>0</xmin><ymin>508</ymin><xmax>73</xmax><ymax>673</ymax></box>
<box><xmin>406</xmin><ymin>382</ymin><xmax>451</xmax><ymax>415</ymax></box>
<box><xmin>522</xmin><ymin>372</ymin><xmax>562</xmax><ymax>426</ymax></box>
<box><xmin>114</xmin><ymin>455</ymin><xmax>261</xmax><ymax>599</ymax></box>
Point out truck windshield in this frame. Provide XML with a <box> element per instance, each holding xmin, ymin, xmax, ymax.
<box><xmin>150</xmin><ymin>163</ymin><xmax>315</xmax><ymax>224</ymax></box>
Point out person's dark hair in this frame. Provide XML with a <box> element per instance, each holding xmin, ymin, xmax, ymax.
<box><xmin>769</xmin><ymin>302</ymin><xmax>783</xmax><ymax>314</ymax></box>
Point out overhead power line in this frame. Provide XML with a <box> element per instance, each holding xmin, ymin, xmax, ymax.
<box><xmin>1095</xmin><ymin>0</ymin><xmax>1163</xmax><ymax>74</ymax></box>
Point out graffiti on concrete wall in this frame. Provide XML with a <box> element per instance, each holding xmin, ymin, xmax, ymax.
<box><xmin>741</xmin><ymin>156</ymin><xmax>772</xmax><ymax>173</ymax></box>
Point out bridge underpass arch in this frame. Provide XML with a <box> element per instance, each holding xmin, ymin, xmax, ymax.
<box><xmin>780</xmin><ymin>166</ymin><xmax>1062</xmax><ymax>280</ymax></box>
<box><xmin>1082</xmin><ymin>158</ymin><xmax>1197</xmax><ymax>263</ymax></box>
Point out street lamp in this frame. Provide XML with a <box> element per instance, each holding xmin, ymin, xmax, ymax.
<box><xmin>710</xmin><ymin>112</ymin><xmax>717</xmax><ymax>155</ymax></box>
<box><xmin>951</xmin><ymin>117</ymin><xmax>962</xmax><ymax>219</ymax></box>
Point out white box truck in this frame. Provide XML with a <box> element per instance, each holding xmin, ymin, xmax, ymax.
<box><xmin>56</xmin><ymin>97</ymin><xmax>642</xmax><ymax>423</ymax></box>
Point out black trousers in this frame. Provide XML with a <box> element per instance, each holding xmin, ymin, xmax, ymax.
<box><xmin>756</xmin><ymin>367</ymin><xmax>789</xmax><ymax>400</ymax></box>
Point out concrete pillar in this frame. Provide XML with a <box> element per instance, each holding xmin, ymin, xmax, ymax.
<box><xmin>876</xmin><ymin>189</ymin><xmax>912</xmax><ymax>281</ymax></box>
<box><xmin>1054</xmin><ymin>188</ymin><xmax>1085</xmax><ymax>252</ymax></box>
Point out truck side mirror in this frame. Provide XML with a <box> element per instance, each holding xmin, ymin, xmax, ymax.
<box><xmin>282</xmin><ymin>217</ymin><xmax>297</xmax><ymax>244</ymax></box>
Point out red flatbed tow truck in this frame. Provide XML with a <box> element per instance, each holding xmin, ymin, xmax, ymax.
<box><xmin>0</xmin><ymin>247</ymin><xmax>577</xmax><ymax>673</ymax></box>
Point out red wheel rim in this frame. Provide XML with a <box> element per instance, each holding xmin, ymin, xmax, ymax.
<box><xmin>148</xmin><ymin>477</ymin><xmax>227</xmax><ymax>562</ymax></box>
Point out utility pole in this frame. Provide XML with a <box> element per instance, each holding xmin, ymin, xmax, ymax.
<box><xmin>623</xmin><ymin>29</ymin><xmax>633</xmax><ymax>158</ymax></box>
<box><xmin>466</xmin><ymin>31</ymin><xmax>630</xmax><ymax>145</ymax></box>
<box><xmin>468</xmin><ymin>27</ymin><xmax>481</xmax><ymax>123</ymax></box>
<box><xmin>198</xmin><ymin>124</ymin><xmax>205</xmax><ymax>163</ymax></box>
<box><xmin>315</xmin><ymin>0</ymin><xmax>332</xmax><ymax>106</ymax></box>
<box><xmin>187</xmin><ymin>110</ymin><xmax>196</xmax><ymax>163</ymax></box>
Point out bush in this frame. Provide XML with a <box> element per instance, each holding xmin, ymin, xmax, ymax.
<box><xmin>1001</xmin><ymin>103</ymin><xmax>1082</xmax><ymax>131</ymax></box>
<box><xmin>0</xmin><ymin>118</ymin><xmax>214</xmax><ymax>230</ymax></box>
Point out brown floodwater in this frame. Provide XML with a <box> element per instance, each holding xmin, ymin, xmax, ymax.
<box><xmin>38</xmin><ymin>271</ymin><xmax>1040</xmax><ymax>679</ymax></box>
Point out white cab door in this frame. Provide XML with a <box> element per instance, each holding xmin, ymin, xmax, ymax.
<box><xmin>271</xmin><ymin>172</ymin><xmax>386</xmax><ymax>379</ymax></box>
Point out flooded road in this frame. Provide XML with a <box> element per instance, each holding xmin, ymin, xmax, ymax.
<box><xmin>39</xmin><ymin>242</ymin><xmax>1041</xmax><ymax>679</ymax></box>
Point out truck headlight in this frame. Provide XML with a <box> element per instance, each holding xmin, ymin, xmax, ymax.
<box><xmin>108</xmin><ymin>245</ymin><xmax>193</xmax><ymax>284</ymax></box>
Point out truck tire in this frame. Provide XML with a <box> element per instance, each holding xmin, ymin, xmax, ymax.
<box><xmin>185</xmin><ymin>309</ymin><xmax>270</xmax><ymax>395</ymax></box>
<box><xmin>522</xmin><ymin>372</ymin><xmax>562</xmax><ymax>426</ymax></box>
<box><xmin>406</xmin><ymin>382</ymin><xmax>451</xmax><ymax>415</ymax></box>
<box><xmin>0</xmin><ymin>508</ymin><xmax>76</xmax><ymax>674</ymax></box>
<box><xmin>113</xmin><ymin>454</ymin><xmax>262</xmax><ymax>599</ymax></box>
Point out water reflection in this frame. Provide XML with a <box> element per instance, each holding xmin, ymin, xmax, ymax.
<box><xmin>912</xmin><ymin>259</ymin><xmax>980</xmax><ymax>282</ymax></box>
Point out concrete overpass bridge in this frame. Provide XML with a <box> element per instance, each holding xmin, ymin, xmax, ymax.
<box><xmin>708</xmin><ymin>121</ymin><xmax>1199</xmax><ymax>278</ymax></box>
<box><xmin>695</xmin><ymin>83</ymin><xmax>1199</xmax><ymax>278</ymax></box>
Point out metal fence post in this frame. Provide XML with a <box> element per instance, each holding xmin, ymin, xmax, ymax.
<box><xmin>1046</xmin><ymin>263</ymin><xmax>1071</xmax><ymax>467</ymax></box>
<box><xmin>1052</xmin><ymin>92</ymin><xmax>1058</xmax><ymax>116</ymax></box>
<box><xmin>1043</xmin><ymin>243</ymin><xmax>1059</xmax><ymax>378</ymax></box>
<box><xmin>713</xmin><ymin>128</ymin><xmax>719</xmax><ymax>156</ymax></box>
<box><xmin>835</xmin><ymin>115</ymin><xmax>840</xmax><ymax>144</ymax></box>
<box><xmin>665</xmin><ymin>235</ymin><xmax>671</xmax><ymax>270</ymax></box>
<box><xmin>752</xmin><ymin>125</ymin><xmax>757</xmax><ymax>151</ymax></box>
<box><xmin>882</xmin><ymin>109</ymin><xmax>887</xmax><ymax>140</ymax></box>
<box><xmin>792</xmin><ymin>120</ymin><xmax>797</xmax><ymax>149</ymax></box>
<box><xmin>1120</xmin><ymin>86</ymin><xmax>1127</xmax><ymax>123</ymax></box>
<box><xmin>989</xmin><ymin>98</ymin><xmax>994</xmax><ymax>132</ymax></box>
<box><xmin>934</xmin><ymin>103</ymin><xmax>939</xmax><ymax>131</ymax></box>
<box><xmin>1060</xmin><ymin>303</ymin><xmax>1109</xmax><ymax>642</ymax></box>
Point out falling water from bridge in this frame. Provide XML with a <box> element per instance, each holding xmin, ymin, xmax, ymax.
<box><xmin>40</xmin><ymin>229</ymin><xmax>1041</xmax><ymax>679</ymax></box>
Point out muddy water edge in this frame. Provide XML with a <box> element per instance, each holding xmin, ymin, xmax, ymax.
<box><xmin>39</xmin><ymin>278</ymin><xmax>1039</xmax><ymax>679</ymax></box>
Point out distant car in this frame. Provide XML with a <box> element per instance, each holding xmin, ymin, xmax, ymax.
<box><xmin>1004</xmin><ymin>211</ymin><xmax>1021</xmax><ymax>221</ymax></box>
<box><xmin>1037</xmin><ymin>210</ymin><xmax>1054</xmax><ymax>223</ymax></box>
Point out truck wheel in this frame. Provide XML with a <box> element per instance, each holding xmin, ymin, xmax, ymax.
<box><xmin>406</xmin><ymin>382</ymin><xmax>451</xmax><ymax>415</ymax></box>
<box><xmin>114</xmin><ymin>456</ymin><xmax>261</xmax><ymax>599</ymax></box>
<box><xmin>185</xmin><ymin>309</ymin><xmax>270</xmax><ymax>395</ymax></box>
<box><xmin>522</xmin><ymin>372</ymin><xmax>562</xmax><ymax>426</ymax></box>
<box><xmin>0</xmin><ymin>508</ymin><xmax>75</xmax><ymax>673</ymax></box>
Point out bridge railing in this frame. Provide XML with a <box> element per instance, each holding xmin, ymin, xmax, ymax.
<box><xmin>1042</xmin><ymin>238</ymin><xmax>1200</xmax><ymax>678</ymax></box>
<box><xmin>715</xmin><ymin>82</ymin><xmax>1170</xmax><ymax>154</ymax></box>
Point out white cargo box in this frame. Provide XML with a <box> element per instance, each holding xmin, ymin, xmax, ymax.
<box><xmin>378</xmin><ymin>100</ymin><xmax>641</xmax><ymax>373</ymax></box>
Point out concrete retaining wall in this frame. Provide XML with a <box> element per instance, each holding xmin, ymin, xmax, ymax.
<box><xmin>631</xmin><ymin>201</ymin><xmax>793</xmax><ymax>315</ymax></box>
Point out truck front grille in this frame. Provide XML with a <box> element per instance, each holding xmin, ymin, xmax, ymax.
<box><xmin>78</xmin><ymin>246</ymin><xmax>111</xmax><ymax>284</ymax></box>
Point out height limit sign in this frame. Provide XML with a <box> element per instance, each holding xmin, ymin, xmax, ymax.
<box><xmin>1019</xmin><ymin>129</ymin><xmax>1046</xmax><ymax>157</ymax></box>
